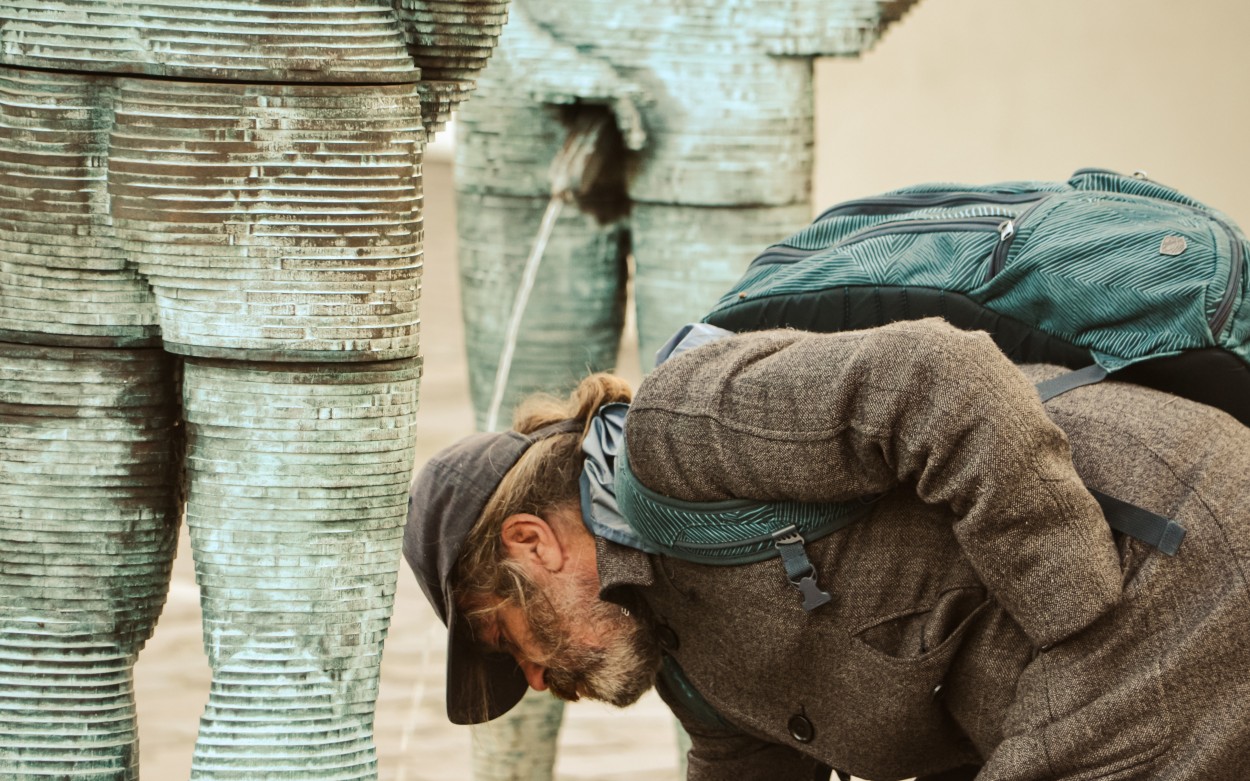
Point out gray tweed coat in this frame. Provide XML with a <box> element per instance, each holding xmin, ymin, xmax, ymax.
<box><xmin>597</xmin><ymin>319</ymin><xmax>1250</xmax><ymax>781</ymax></box>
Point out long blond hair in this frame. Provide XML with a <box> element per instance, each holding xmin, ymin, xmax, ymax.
<box><xmin>454</xmin><ymin>373</ymin><xmax>633</xmax><ymax>617</ymax></box>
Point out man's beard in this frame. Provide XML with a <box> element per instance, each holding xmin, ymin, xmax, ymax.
<box><xmin>519</xmin><ymin>571</ymin><xmax>661</xmax><ymax>707</ymax></box>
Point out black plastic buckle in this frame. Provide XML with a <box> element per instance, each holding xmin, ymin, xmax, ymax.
<box><xmin>771</xmin><ymin>526</ymin><xmax>832</xmax><ymax>612</ymax></box>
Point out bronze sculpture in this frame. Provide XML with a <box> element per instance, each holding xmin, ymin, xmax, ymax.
<box><xmin>0</xmin><ymin>2</ymin><xmax>503</xmax><ymax>778</ymax></box>
<box><xmin>458</xmin><ymin>0</ymin><xmax>917</xmax><ymax>428</ymax></box>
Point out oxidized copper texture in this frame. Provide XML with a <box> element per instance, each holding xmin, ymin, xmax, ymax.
<box><xmin>0</xmin><ymin>343</ymin><xmax>181</xmax><ymax>779</ymax></box>
<box><xmin>182</xmin><ymin>356</ymin><xmax>419</xmax><ymax>780</ymax></box>
<box><xmin>2</xmin><ymin>1</ymin><xmax>422</xmax><ymax>82</ymax></box>
<box><xmin>0</xmin><ymin>0</ymin><xmax>506</xmax><ymax>778</ymax></box>
<box><xmin>107</xmin><ymin>79</ymin><xmax>426</xmax><ymax>361</ymax></box>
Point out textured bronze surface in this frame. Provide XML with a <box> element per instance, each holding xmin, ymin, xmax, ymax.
<box><xmin>0</xmin><ymin>1</ymin><xmax>505</xmax><ymax>778</ymax></box>
<box><xmin>0</xmin><ymin>344</ymin><xmax>180</xmax><ymax>780</ymax></box>
<box><xmin>0</xmin><ymin>1</ymin><xmax>417</xmax><ymax>82</ymax></box>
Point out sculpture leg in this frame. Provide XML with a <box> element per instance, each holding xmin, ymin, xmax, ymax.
<box><xmin>456</xmin><ymin>89</ymin><xmax>629</xmax><ymax>431</ymax></box>
<box><xmin>0</xmin><ymin>67</ymin><xmax>177</xmax><ymax>778</ymax></box>
<box><xmin>97</xmin><ymin>75</ymin><xmax>425</xmax><ymax>778</ymax></box>
<box><xmin>181</xmin><ymin>356</ymin><xmax>419</xmax><ymax>780</ymax></box>
<box><xmin>470</xmin><ymin>688</ymin><xmax>566</xmax><ymax>781</ymax></box>
<box><xmin>630</xmin><ymin>202</ymin><xmax>813</xmax><ymax>365</ymax></box>
<box><xmin>0</xmin><ymin>344</ymin><xmax>181</xmax><ymax>780</ymax></box>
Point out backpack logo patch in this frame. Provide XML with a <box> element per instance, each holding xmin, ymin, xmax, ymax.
<box><xmin>1160</xmin><ymin>235</ymin><xmax>1188</xmax><ymax>255</ymax></box>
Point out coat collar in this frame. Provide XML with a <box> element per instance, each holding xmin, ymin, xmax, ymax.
<box><xmin>594</xmin><ymin>535</ymin><xmax>655</xmax><ymax>606</ymax></box>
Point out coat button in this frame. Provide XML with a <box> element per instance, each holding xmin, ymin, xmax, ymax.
<box><xmin>787</xmin><ymin>714</ymin><xmax>815</xmax><ymax>743</ymax></box>
<box><xmin>656</xmin><ymin>624</ymin><xmax>679</xmax><ymax>651</ymax></box>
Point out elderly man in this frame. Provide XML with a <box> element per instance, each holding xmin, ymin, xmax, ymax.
<box><xmin>405</xmin><ymin>318</ymin><xmax>1250</xmax><ymax>781</ymax></box>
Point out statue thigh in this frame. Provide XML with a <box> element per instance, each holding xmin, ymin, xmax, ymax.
<box><xmin>628</xmin><ymin>53</ymin><xmax>817</xmax><ymax>362</ymax></box>
<box><xmin>629</xmin><ymin>200</ymin><xmax>813</xmax><ymax>362</ymax></box>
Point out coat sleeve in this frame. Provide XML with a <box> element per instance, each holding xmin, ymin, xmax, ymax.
<box><xmin>625</xmin><ymin>318</ymin><xmax>1122</xmax><ymax>647</ymax></box>
<box><xmin>655</xmin><ymin>675</ymin><xmax>830</xmax><ymax>780</ymax></box>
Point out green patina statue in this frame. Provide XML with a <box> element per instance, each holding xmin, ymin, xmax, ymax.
<box><xmin>453</xmin><ymin>1</ymin><xmax>917</xmax><ymax>777</ymax></box>
<box><xmin>0</xmin><ymin>2</ymin><xmax>503</xmax><ymax>778</ymax></box>
<box><xmin>458</xmin><ymin>0</ymin><xmax>918</xmax><ymax>429</ymax></box>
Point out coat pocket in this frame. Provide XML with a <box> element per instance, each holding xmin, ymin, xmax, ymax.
<box><xmin>853</xmin><ymin>585</ymin><xmax>989</xmax><ymax>661</ymax></box>
<box><xmin>834</xmin><ymin>587</ymin><xmax>989</xmax><ymax>778</ymax></box>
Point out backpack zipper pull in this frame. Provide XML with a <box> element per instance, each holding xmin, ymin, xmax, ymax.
<box><xmin>771</xmin><ymin>526</ymin><xmax>832</xmax><ymax>612</ymax></box>
<box><xmin>997</xmin><ymin>219</ymin><xmax>1016</xmax><ymax>242</ymax></box>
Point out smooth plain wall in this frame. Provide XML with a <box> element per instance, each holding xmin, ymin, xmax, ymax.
<box><xmin>814</xmin><ymin>0</ymin><xmax>1250</xmax><ymax>225</ymax></box>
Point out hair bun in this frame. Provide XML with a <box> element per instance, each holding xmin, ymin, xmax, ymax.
<box><xmin>512</xmin><ymin>372</ymin><xmax>633</xmax><ymax>438</ymax></box>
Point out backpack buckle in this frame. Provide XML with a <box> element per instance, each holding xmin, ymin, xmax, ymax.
<box><xmin>771</xmin><ymin>526</ymin><xmax>832</xmax><ymax>612</ymax></box>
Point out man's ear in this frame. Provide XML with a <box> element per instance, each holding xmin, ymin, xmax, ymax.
<box><xmin>500</xmin><ymin>513</ymin><xmax>564</xmax><ymax>573</ymax></box>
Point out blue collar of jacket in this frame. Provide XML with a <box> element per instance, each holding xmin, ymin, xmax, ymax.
<box><xmin>579</xmin><ymin>322</ymin><xmax>736</xmax><ymax>553</ymax></box>
<box><xmin>579</xmin><ymin>401</ymin><xmax>659</xmax><ymax>553</ymax></box>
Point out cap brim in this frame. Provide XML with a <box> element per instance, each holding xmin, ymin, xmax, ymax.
<box><xmin>406</xmin><ymin>420</ymin><xmax>582</xmax><ymax>725</ymax></box>
<box><xmin>444</xmin><ymin>606</ymin><xmax>530</xmax><ymax>725</ymax></box>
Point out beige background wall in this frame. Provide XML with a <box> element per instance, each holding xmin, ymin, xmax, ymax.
<box><xmin>815</xmin><ymin>0</ymin><xmax>1250</xmax><ymax>225</ymax></box>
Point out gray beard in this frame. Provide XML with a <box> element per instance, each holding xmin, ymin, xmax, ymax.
<box><xmin>522</xmin><ymin>573</ymin><xmax>661</xmax><ymax>707</ymax></box>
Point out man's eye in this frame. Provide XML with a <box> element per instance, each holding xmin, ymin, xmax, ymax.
<box><xmin>485</xmin><ymin>628</ymin><xmax>513</xmax><ymax>657</ymax></box>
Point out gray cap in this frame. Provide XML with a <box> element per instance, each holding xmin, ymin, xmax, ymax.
<box><xmin>404</xmin><ymin>419</ymin><xmax>580</xmax><ymax>725</ymax></box>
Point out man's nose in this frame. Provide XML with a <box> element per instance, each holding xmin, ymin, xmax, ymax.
<box><xmin>518</xmin><ymin>659</ymin><xmax>548</xmax><ymax>691</ymax></box>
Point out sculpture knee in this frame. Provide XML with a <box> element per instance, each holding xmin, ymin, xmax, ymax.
<box><xmin>180</xmin><ymin>356</ymin><xmax>418</xmax><ymax>673</ymax></box>
<box><xmin>0</xmin><ymin>342</ymin><xmax>181</xmax><ymax>651</ymax></box>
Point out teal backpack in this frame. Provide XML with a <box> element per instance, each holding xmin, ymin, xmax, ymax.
<box><xmin>705</xmin><ymin>167</ymin><xmax>1250</xmax><ymax>427</ymax></box>
<box><xmin>615</xmin><ymin>168</ymin><xmax>1247</xmax><ymax>612</ymax></box>
<box><xmin>622</xmin><ymin>169</ymin><xmax>1246</xmax><ymax>779</ymax></box>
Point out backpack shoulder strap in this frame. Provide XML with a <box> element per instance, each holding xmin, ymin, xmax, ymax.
<box><xmin>614</xmin><ymin>446</ymin><xmax>876</xmax><ymax>612</ymax></box>
<box><xmin>615</xmin><ymin>446</ymin><xmax>874</xmax><ymax>566</ymax></box>
<box><xmin>1034</xmin><ymin>368</ymin><xmax>1188</xmax><ymax>555</ymax></box>
<box><xmin>1035</xmin><ymin>364</ymin><xmax>1109</xmax><ymax>401</ymax></box>
<box><xmin>1090</xmin><ymin>489</ymin><xmax>1186</xmax><ymax>556</ymax></box>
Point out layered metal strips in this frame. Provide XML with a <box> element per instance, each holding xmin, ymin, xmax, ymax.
<box><xmin>0</xmin><ymin>1</ymin><xmax>507</xmax><ymax>133</ymax></box>
<box><xmin>182</xmin><ymin>357</ymin><xmax>419</xmax><ymax>781</ymax></box>
<box><xmin>0</xmin><ymin>71</ymin><xmax>159</xmax><ymax>347</ymax></box>
<box><xmin>109</xmin><ymin>78</ymin><xmax>427</xmax><ymax>360</ymax></box>
<box><xmin>0</xmin><ymin>344</ymin><xmax>181</xmax><ymax>780</ymax></box>
<box><xmin>0</xmin><ymin>68</ymin><xmax>429</xmax><ymax>360</ymax></box>
<box><xmin>1</xmin><ymin>1</ymin><xmax>506</xmax><ymax>778</ymax></box>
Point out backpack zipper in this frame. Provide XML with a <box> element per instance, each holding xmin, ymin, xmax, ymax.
<box><xmin>1209</xmin><ymin>225</ymin><xmax>1243</xmax><ymax>338</ymax></box>
<box><xmin>815</xmin><ymin>191</ymin><xmax>1044</xmax><ymax>221</ymax></box>
<box><xmin>752</xmin><ymin>194</ymin><xmax>1048</xmax><ymax>270</ymax></box>
<box><xmin>986</xmin><ymin>197</ymin><xmax>1049</xmax><ymax>278</ymax></box>
<box><xmin>751</xmin><ymin>216</ymin><xmax>1015</xmax><ymax>269</ymax></box>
